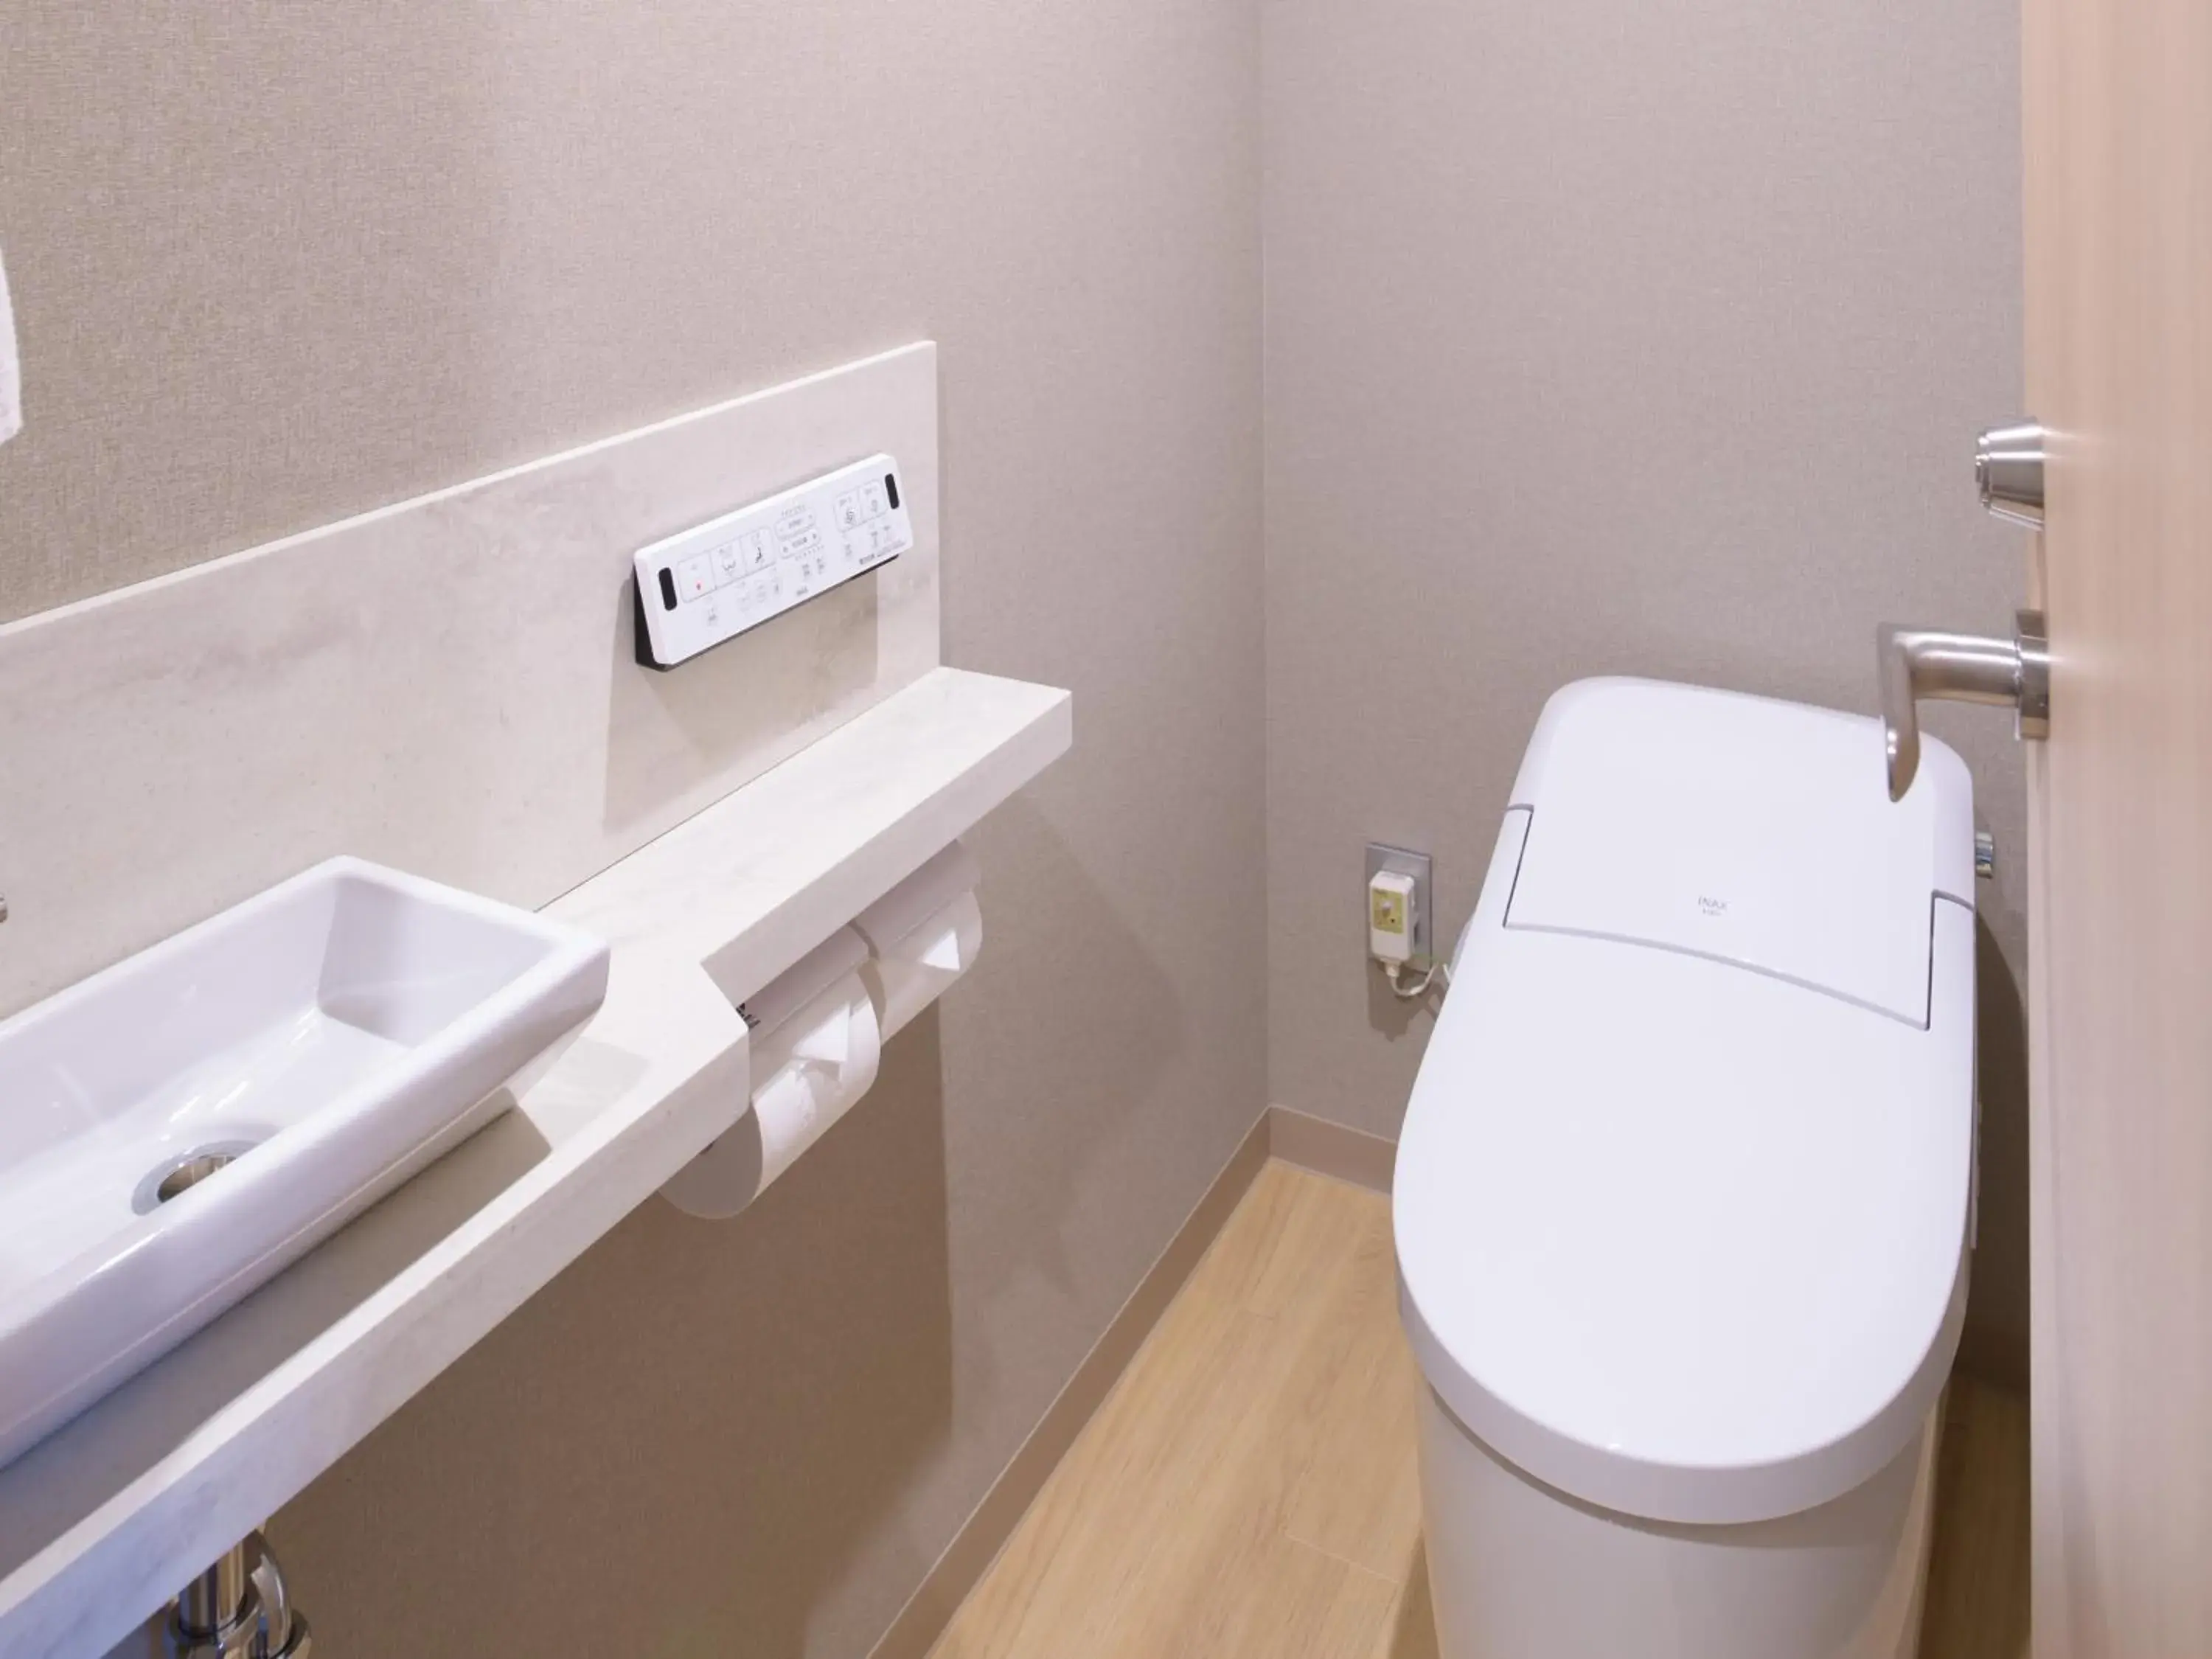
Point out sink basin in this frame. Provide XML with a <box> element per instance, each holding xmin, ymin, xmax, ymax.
<box><xmin>0</xmin><ymin>857</ymin><xmax>609</xmax><ymax>1467</ymax></box>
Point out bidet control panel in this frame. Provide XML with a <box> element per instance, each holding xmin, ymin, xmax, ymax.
<box><xmin>633</xmin><ymin>453</ymin><xmax>912</xmax><ymax>670</ymax></box>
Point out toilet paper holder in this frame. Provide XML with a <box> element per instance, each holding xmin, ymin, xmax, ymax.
<box><xmin>661</xmin><ymin>839</ymin><xmax>984</xmax><ymax>1220</ymax></box>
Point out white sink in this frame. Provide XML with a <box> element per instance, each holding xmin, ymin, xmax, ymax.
<box><xmin>0</xmin><ymin>857</ymin><xmax>609</xmax><ymax>1467</ymax></box>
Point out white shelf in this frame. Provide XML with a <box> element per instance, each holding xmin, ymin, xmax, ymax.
<box><xmin>0</xmin><ymin>667</ymin><xmax>1071</xmax><ymax>1659</ymax></box>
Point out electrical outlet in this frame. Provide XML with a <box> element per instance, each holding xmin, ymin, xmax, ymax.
<box><xmin>1366</xmin><ymin>843</ymin><xmax>1433</xmax><ymax>970</ymax></box>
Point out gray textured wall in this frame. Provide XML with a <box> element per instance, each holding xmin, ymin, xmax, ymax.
<box><xmin>1</xmin><ymin>2</ymin><xmax>1267</xmax><ymax>1652</ymax></box>
<box><xmin>1262</xmin><ymin>0</ymin><xmax>2030</xmax><ymax>1380</ymax></box>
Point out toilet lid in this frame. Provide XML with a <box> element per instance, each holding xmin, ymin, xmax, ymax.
<box><xmin>1500</xmin><ymin>682</ymin><xmax>1963</xmax><ymax>1025</ymax></box>
<box><xmin>1394</xmin><ymin>685</ymin><xmax>1976</xmax><ymax>1527</ymax></box>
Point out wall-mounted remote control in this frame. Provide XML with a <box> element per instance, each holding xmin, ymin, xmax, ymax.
<box><xmin>633</xmin><ymin>453</ymin><xmax>913</xmax><ymax>670</ymax></box>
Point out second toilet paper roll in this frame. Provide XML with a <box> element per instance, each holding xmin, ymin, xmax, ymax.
<box><xmin>854</xmin><ymin>840</ymin><xmax>984</xmax><ymax>1040</ymax></box>
<box><xmin>865</xmin><ymin>891</ymin><xmax>984</xmax><ymax>1040</ymax></box>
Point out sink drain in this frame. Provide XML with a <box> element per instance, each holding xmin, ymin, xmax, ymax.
<box><xmin>156</xmin><ymin>1152</ymin><xmax>237</xmax><ymax>1203</ymax></box>
<box><xmin>133</xmin><ymin>1140</ymin><xmax>263</xmax><ymax>1214</ymax></box>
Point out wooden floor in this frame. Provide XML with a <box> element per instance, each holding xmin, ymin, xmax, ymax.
<box><xmin>929</xmin><ymin>1162</ymin><xmax>2028</xmax><ymax>1659</ymax></box>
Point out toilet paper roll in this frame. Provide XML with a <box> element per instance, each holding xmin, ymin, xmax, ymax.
<box><xmin>661</xmin><ymin>970</ymin><xmax>882</xmax><ymax>1220</ymax></box>
<box><xmin>754</xmin><ymin>974</ymin><xmax>882</xmax><ymax>1191</ymax></box>
<box><xmin>863</xmin><ymin>889</ymin><xmax>984</xmax><ymax>1040</ymax></box>
<box><xmin>0</xmin><ymin>246</ymin><xmax>20</xmax><ymax>445</ymax></box>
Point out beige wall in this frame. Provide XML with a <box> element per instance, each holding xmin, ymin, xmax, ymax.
<box><xmin>1262</xmin><ymin>0</ymin><xmax>2031</xmax><ymax>1380</ymax></box>
<box><xmin>1</xmin><ymin>3</ymin><xmax>1265</xmax><ymax>1654</ymax></box>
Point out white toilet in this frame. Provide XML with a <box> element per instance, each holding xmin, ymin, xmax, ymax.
<box><xmin>1395</xmin><ymin>678</ymin><xmax>1975</xmax><ymax>1659</ymax></box>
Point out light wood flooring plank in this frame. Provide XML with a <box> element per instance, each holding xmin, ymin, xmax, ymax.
<box><xmin>931</xmin><ymin>1164</ymin><xmax>1395</xmax><ymax>1659</ymax></box>
<box><xmin>1279</xmin><ymin>1211</ymin><xmax>1422</xmax><ymax>1581</ymax></box>
<box><xmin>1364</xmin><ymin>1554</ymin><xmax>1440</xmax><ymax>1659</ymax></box>
<box><xmin>1920</xmin><ymin>1380</ymin><xmax>2031</xmax><ymax>1659</ymax></box>
<box><xmin>1089</xmin><ymin>1274</ymin><xmax>1391</xmax><ymax>1648</ymax></box>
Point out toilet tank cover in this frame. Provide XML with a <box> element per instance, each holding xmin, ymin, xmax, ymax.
<box><xmin>1501</xmin><ymin>678</ymin><xmax>1975</xmax><ymax>1023</ymax></box>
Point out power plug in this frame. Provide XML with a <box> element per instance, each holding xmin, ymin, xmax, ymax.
<box><xmin>1369</xmin><ymin>869</ymin><xmax>1418</xmax><ymax>966</ymax></box>
<box><xmin>1366</xmin><ymin>843</ymin><xmax>1435</xmax><ymax>974</ymax></box>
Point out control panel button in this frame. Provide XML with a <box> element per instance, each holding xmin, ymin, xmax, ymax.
<box><xmin>712</xmin><ymin>542</ymin><xmax>742</xmax><ymax>585</ymax></box>
<box><xmin>677</xmin><ymin>553</ymin><xmax>715</xmax><ymax>602</ymax></box>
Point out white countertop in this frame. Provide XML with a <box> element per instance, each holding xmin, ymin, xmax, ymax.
<box><xmin>0</xmin><ymin>666</ymin><xmax>1071</xmax><ymax>1659</ymax></box>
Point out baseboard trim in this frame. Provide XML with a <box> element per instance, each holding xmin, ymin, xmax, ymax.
<box><xmin>866</xmin><ymin>1107</ymin><xmax>1276</xmax><ymax>1659</ymax></box>
<box><xmin>1265</xmin><ymin>1104</ymin><xmax>1397</xmax><ymax>1193</ymax></box>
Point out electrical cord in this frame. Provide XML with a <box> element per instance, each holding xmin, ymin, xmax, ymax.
<box><xmin>1383</xmin><ymin>958</ymin><xmax>1453</xmax><ymax>999</ymax></box>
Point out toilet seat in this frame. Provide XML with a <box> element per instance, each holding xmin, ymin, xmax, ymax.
<box><xmin>1394</xmin><ymin>680</ymin><xmax>1976</xmax><ymax>1527</ymax></box>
